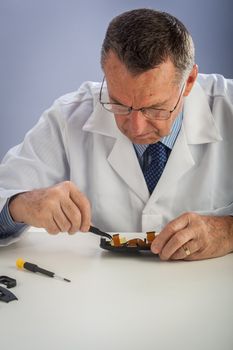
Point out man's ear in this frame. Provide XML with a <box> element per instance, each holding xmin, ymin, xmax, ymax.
<box><xmin>183</xmin><ymin>64</ymin><xmax>198</xmax><ymax>96</ymax></box>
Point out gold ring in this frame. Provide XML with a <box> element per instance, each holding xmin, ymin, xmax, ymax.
<box><xmin>183</xmin><ymin>245</ymin><xmax>191</xmax><ymax>256</ymax></box>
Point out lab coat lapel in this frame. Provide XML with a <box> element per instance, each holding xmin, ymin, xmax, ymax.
<box><xmin>83</xmin><ymin>101</ymin><xmax>149</xmax><ymax>203</ymax></box>
<box><xmin>107</xmin><ymin>134</ymin><xmax>149</xmax><ymax>203</ymax></box>
<box><xmin>147</xmin><ymin>81</ymin><xmax>222</xmax><ymax>204</ymax></box>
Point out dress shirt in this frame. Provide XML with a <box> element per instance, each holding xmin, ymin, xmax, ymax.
<box><xmin>0</xmin><ymin>199</ymin><xmax>27</xmax><ymax>239</ymax></box>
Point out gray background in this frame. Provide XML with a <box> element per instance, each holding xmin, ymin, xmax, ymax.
<box><xmin>0</xmin><ymin>0</ymin><xmax>233</xmax><ymax>160</ymax></box>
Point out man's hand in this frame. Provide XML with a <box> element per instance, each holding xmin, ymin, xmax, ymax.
<box><xmin>9</xmin><ymin>181</ymin><xmax>91</xmax><ymax>234</ymax></box>
<box><xmin>151</xmin><ymin>212</ymin><xmax>233</xmax><ymax>260</ymax></box>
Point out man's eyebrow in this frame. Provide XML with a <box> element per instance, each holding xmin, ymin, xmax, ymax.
<box><xmin>108</xmin><ymin>94</ymin><xmax>125</xmax><ymax>105</ymax></box>
<box><xmin>109</xmin><ymin>94</ymin><xmax>170</xmax><ymax>109</ymax></box>
<box><xmin>149</xmin><ymin>97</ymin><xmax>171</xmax><ymax>108</ymax></box>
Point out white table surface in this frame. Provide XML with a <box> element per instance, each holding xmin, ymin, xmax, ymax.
<box><xmin>0</xmin><ymin>228</ymin><xmax>233</xmax><ymax>350</ymax></box>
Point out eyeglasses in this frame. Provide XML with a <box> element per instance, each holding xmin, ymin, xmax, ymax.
<box><xmin>99</xmin><ymin>77</ymin><xmax>185</xmax><ymax>120</ymax></box>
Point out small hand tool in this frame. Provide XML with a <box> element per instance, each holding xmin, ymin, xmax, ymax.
<box><xmin>0</xmin><ymin>286</ymin><xmax>18</xmax><ymax>303</ymax></box>
<box><xmin>89</xmin><ymin>225</ymin><xmax>112</xmax><ymax>240</ymax></box>
<box><xmin>0</xmin><ymin>276</ymin><xmax>18</xmax><ymax>303</ymax></box>
<box><xmin>16</xmin><ymin>258</ymin><xmax>71</xmax><ymax>282</ymax></box>
<box><xmin>0</xmin><ymin>275</ymin><xmax>17</xmax><ymax>288</ymax></box>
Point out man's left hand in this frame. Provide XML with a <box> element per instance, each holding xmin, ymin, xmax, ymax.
<box><xmin>151</xmin><ymin>212</ymin><xmax>233</xmax><ymax>260</ymax></box>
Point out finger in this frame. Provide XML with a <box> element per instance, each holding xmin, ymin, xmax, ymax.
<box><xmin>151</xmin><ymin>212</ymin><xmax>191</xmax><ymax>254</ymax></box>
<box><xmin>46</xmin><ymin>217</ymin><xmax>61</xmax><ymax>235</ymax></box>
<box><xmin>61</xmin><ymin>199</ymin><xmax>82</xmax><ymax>234</ymax></box>
<box><xmin>183</xmin><ymin>249</ymin><xmax>207</xmax><ymax>261</ymax></box>
<box><xmin>170</xmin><ymin>239</ymin><xmax>200</xmax><ymax>260</ymax></box>
<box><xmin>53</xmin><ymin>206</ymin><xmax>72</xmax><ymax>233</ymax></box>
<box><xmin>159</xmin><ymin>227</ymin><xmax>194</xmax><ymax>260</ymax></box>
<box><xmin>69</xmin><ymin>185</ymin><xmax>91</xmax><ymax>231</ymax></box>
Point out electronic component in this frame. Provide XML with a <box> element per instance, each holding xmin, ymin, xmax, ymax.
<box><xmin>100</xmin><ymin>231</ymin><xmax>157</xmax><ymax>253</ymax></box>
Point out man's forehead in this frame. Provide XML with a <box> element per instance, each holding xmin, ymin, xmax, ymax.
<box><xmin>103</xmin><ymin>52</ymin><xmax>177</xmax><ymax>90</ymax></box>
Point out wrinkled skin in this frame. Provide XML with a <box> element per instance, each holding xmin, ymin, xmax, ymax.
<box><xmin>9</xmin><ymin>181</ymin><xmax>91</xmax><ymax>234</ymax></box>
<box><xmin>151</xmin><ymin>212</ymin><xmax>233</xmax><ymax>260</ymax></box>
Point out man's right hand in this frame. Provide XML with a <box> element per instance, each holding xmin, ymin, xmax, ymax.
<box><xmin>8</xmin><ymin>181</ymin><xmax>91</xmax><ymax>234</ymax></box>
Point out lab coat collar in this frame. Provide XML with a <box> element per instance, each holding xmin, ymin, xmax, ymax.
<box><xmin>183</xmin><ymin>81</ymin><xmax>222</xmax><ymax>144</ymax></box>
<box><xmin>83</xmin><ymin>101</ymin><xmax>121</xmax><ymax>138</ymax></box>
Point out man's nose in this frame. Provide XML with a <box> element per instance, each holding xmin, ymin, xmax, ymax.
<box><xmin>128</xmin><ymin>110</ymin><xmax>147</xmax><ymax>134</ymax></box>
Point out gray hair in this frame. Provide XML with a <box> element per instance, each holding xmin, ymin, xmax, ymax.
<box><xmin>101</xmin><ymin>8</ymin><xmax>195</xmax><ymax>83</ymax></box>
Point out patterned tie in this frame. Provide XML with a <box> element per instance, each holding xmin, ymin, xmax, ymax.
<box><xmin>143</xmin><ymin>142</ymin><xmax>171</xmax><ymax>194</ymax></box>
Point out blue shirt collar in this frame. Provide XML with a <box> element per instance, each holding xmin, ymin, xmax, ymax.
<box><xmin>134</xmin><ymin>111</ymin><xmax>183</xmax><ymax>157</ymax></box>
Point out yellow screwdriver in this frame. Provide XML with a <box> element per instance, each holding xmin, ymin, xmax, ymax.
<box><xmin>16</xmin><ymin>258</ymin><xmax>71</xmax><ymax>282</ymax></box>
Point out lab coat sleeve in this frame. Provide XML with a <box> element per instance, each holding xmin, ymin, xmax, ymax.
<box><xmin>0</xmin><ymin>98</ymin><xmax>70</xmax><ymax>213</ymax></box>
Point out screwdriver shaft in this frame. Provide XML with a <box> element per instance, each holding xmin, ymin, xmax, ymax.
<box><xmin>16</xmin><ymin>258</ymin><xmax>71</xmax><ymax>283</ymax></box>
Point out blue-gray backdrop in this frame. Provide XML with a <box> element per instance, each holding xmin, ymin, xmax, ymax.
<box><xmin>0</xmin><ymin>0</ymin><xmax>233</xmax><ymax>160</ymax></box>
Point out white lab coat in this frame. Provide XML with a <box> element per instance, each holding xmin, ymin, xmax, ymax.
<box><xmin>0</xmin><ymin>74</ymin><xmax>233</xmax><ymax>237</ymax></box>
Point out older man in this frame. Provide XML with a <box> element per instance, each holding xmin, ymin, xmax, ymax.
<box><xmin>0</xmin><ymin>9</ymin><xmax>233</xmax><ymax>260</ymax></box>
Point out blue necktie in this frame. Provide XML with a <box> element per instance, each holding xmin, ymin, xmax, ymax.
<box><xmin>143</xmin><ymin>142</ymin><xmax>171</xmax><ymax>194</ymax></box>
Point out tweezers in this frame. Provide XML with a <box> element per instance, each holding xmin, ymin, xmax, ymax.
<box><xmin>89</xmin><ymin>225</ymin><xmax>112</xmax><ymax>240</ymax></box>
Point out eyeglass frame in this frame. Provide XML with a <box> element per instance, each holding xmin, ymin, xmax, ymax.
<box><xmin>99</xmin><ymin>76</ymin><xmax>185</xmax><ymax>121</ymax></box>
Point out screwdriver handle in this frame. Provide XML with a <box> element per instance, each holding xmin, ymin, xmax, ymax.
<box><xmin>24</xmin><ymin>262</ymin><xmax>54</xmax><ymax>278</ymax></box>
